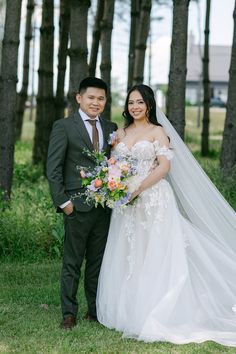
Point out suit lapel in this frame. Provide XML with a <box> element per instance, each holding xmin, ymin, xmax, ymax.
<box><xmin>72</xmin><ymin>111</ymin><xmax>94</xmax><ymax>151</ymax></box>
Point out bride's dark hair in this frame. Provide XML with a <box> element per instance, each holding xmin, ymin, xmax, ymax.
<box><xmin>122</xmin><ymin>84</ymin><xmax>162</xmax><ymax>128</ymax></box>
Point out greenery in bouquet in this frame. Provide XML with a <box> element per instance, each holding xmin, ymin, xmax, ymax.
<box><xmin>77</xmin><ymin>149</ymin><xmax>140</xmax><ymax>209</ymax></box>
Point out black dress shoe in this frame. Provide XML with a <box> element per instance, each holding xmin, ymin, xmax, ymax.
<box><xmin>84</xmin><ymin>313</ymin><xmax>98</xmax><ymax>322</ymax></box>
<box><xmin>60</xmin><ymin>315</ymin><xmax>77</xmax><ymax>330</ymax></box>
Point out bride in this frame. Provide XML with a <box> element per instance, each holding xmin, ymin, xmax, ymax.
<box><xmin>96</xmin><ymin>84</ymin><xmax>236</xmax><ymax>346</ymax></box>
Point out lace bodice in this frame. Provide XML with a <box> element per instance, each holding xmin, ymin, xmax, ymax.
<box><xmin>112</xmin><ymin>140</ymin><xmax>173</xmax><ymax>180</ymax></box>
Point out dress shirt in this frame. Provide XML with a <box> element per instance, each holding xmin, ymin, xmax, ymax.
<box><xmin>79</xmin><ymin>109</ymin><xmax>104</xmax><ymax>150</ymax></box>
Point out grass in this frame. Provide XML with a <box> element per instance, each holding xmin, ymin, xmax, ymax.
<box><xmin>1</xmin><ymin>261</ymin><xmax>235</xmax><ymax>354</ymax></box>
<box><xmin>0</xmin><ymin>107</ymin><xmax>236</xmax><ymax>353</ymax></box>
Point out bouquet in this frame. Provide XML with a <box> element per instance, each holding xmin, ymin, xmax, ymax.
<box><xmin>77</xmin><ymin>149</ymin><xmax>140</xmax><ymax>209</ymax></box>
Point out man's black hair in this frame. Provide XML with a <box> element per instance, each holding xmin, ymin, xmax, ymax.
<box><xmin>78</xmin><ymin>77</ymin><xmax>108</xmax><ymax>95</ymax></box>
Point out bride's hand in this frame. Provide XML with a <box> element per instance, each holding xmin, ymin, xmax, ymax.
<box><xmin>129</xmin><ymin>190</ymin><xmax>140</xmax><ymax>202</ymax></box>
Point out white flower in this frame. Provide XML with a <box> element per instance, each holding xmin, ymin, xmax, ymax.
<box><xmin>108</xmin><ymin>131</ymin><xmax>117</xmax><ymax>146</ymax></box>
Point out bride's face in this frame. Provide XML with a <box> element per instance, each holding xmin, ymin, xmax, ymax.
<box><xmin>128</xmin><ymin>90</ymin><xmax>148</xmax><ymax>121</ymax></box>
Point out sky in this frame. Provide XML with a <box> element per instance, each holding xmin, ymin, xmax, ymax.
<box><xmin>111</xmin><ymin>0</ymin><xmax>235</xmax><ymax>88</ymax></box>
<box><xmin>15</xmin><ymin>0</ymin><xmax>235</xmax><ymax>94</ymax></box>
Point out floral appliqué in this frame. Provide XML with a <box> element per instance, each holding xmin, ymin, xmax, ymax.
<box><xmin>112</xmin><ymin>140</ymin><xmax>174</xmax><ymax>279</ymax></box>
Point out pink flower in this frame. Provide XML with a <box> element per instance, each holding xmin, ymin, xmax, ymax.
<box><xmin>108</xmin><ymin>180</ymin><xmax>117</xmax><ymax>191</ymax></box>
<box><xmin>108</xmin><ymin>157</ymin><xmax>116</xmax><ymax>165</ymax></box>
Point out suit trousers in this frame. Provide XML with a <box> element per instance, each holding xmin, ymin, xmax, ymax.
<box><xmin>61</xmin><ymin>205</ymin><xmax>111</xmax><ymax>319</ymax></box>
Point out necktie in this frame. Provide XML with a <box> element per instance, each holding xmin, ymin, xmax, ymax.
<box><xmin>87</xmin><ymin>119</ymin><xmax>99</xmax><ymax>151</ymax></box>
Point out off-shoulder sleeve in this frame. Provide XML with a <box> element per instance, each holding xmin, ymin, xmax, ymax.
<box><xmin>153</xmin><ymin>140</ymin><xmax>174</xmax><ymax>160</ymax></box>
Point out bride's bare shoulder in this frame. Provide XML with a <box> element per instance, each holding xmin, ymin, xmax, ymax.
<box><xmin>116</xmin><ymin>128</ymin><xmax>126</xmax><ymax>141</ymax></box>
<box><xmin>152</xmin><ymin>125</ymin><xmax>169</xmax><ymax>146</ymax></box>
<box><xmin>111</xmin><ymin>128</ymin><xmax>126</xmax><ymax>147</ymax></box>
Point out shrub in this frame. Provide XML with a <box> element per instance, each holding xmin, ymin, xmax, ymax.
<box><xmin>0</xmin><ymin>165</ymin><xmax>64</xmax><ymax>261</ymax></box>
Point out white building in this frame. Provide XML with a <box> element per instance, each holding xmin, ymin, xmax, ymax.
<box><xmin>186</xmin><ymin>35</ymin><xmax>231</xmax><ymax>105</ymax></box>
<box><xmin>154</xmin><ymin>34</ymin><xmax>231</xmax><ymax>107</ymax></box>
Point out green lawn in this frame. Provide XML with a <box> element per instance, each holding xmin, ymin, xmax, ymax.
<box><xmin>1</xmin><ymin>107</ymin><xmax>236</xmax><ymax>353</ymax></box>
<box><xmin>1</xmin><ymin>262</ymin><xmax>235</xmax><ymax>354</ymax></box>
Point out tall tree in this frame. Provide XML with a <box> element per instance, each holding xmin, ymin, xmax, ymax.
<box><xmin>201</xmin><ymin>0</ymin><xmax>211</xmax><ymax>156</ymax></box>
<box><xmin>167</xmin><ymin>0</ymin><xmax>190</xmax><ymax>140</ymax></box>
<box><xmin>100</xmin><ymin>0</ymin><xmax>115</xmax><ymax>121</ymax></box>
<box><xmin>55</xmin><ymin>0</ymin><xmax>70</xmax><ymax>120</ymax></box>
<box><xmin>0</xmin><ymin>0</ymin><xmax>22</xmax><ymax>201</ymax></box>
<box><xmin>68</xmin><ymin>0</ymin><xmax>91</xmax><ymax>112</ymax></box>
<box><xmin>33</xmin><ymin>0</ymin><xmax>54</xmax><ymax>168</ymax></box>
<box><xmin>133</xmin><ymin>0</ymin><xmax>152</xmax><ymax>85</ymax></box>
<box><xmin>127</xmin><ymin>0</ymin><xmax>141</xmax><ymax>90</ymax></box>
<box><xmin>15</xmin><ymin>0</ymin><xmax>34</xmax><ymax>140</ymax></box>
<box><xmin>220</xmin><ymin>0</ymin><xmax>236</xmax><ymax>175</ymax></box>
<box><xmin>89</xmin><ymin>0</ymin><xmax>104</xmax><ymax>77</ymax></box>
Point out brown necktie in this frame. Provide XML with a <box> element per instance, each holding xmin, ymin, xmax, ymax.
<box><xmin>87</xmin><ymin>119</ymin><xmax>99</xmax><ymax>151</ymax></box>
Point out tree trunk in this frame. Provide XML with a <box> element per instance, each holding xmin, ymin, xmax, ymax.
<box><xmin>100</xmin><ymin>0</ymin><xmax>115</xmax><ymax>121</ymax></box>
<box><xmin>0</xmin><ymin>0</ymin><xmax>22</xmax><ymax>201</ymax></box>
<box><xmin>0</xmin><ymin>1</ymin><xmax>6</xmax><ymax>71</ymax></box>
<box><xmin>167</xmin><ymin>0</ymin><xmax>190</xmax><ymax>140</ymax></box>
<box><xmin>127</xmin><ymin>0</ymin><xmax>141</xmax><ymax>90</ymax></box>
<box><xmin>55</xmin><ymin>0</ymin><xmax>70</xmax><ymax>120</ymax></box>
<box><xmin>133</xmin><ymin>0</ymin><xmax>152</xmax><ymax>85</ymax></box>
<box><xmin>89</xmin><ymin>0</ymin><xmax>104</xmax><ymax>77</ymax></box>
<box><xmin>32</xmin><ymin>0</ymin><xmax>54</xmax><ymax>169</ymax></box>
<box><xmin>15</xmin><ymin>0</ymin><xmax>34</xmax><ymax>141</ymax></box>
<box><xmin>68</xmin><ymin>0</ymin><xmax>91</xmax><ymax>112</ymax></box>
<box><xmin>201</xmin><ymin>0</ymin><xmax>211</xmax><ymax>156</ymax></box>
<box><xmin>220</xmin><ymin>0</ymin><xmax>236</xmax><ymax>175</ymax></box>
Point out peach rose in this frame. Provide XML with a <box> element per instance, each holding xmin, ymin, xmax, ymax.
<box><xmin>94</xmin><ymin>179</ymin><xmax>103</xmax><ymax>188</ymax></box>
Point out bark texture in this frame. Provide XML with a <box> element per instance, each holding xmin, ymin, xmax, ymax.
<box><xmin>0</xmin><ymin>0</ymin><xmax>22</xmax><ymax>201</ymax></box>
<box><xmin>100</xmin><ymin>0</ymin><xmax>115</xmax><ymax>121</ymax></box>
<box><xmin>167</xmin><ymin>0</ymin><xmax>190</xmax><ymax>140</ymax></box>
<box><xmin>127</xmin><ymin>0</ymin><xmax>141</xmax><ymax>90</ymax></box>
<box><xmin>15</xmin><ymin>0</ymin><xmax>34</xmax><ymax>140</ymax></box>
<box><xmin>89</xmin><ymin>0</ymin><xmax>104</xmax><ymax>77</ymax></box>
<box><xmin>33</xmin><ymin>0</ymin><xmax>54</xmax><ymax>169</ymax></box>
<box><xmin>201</xmin><ymin>0</ymin><xmax>211</xmax><ymax>156</ymax></box>
<box><xmin>220</xmin><ymin>0</ymin><xmax>236</xmax><ymax>174</ymax></box>
<box><xmin>55</xmin><ymin>0</ymin><xmax>70</xmax><ymax>120</ymax></box>
<box><xmin>133</xmin><ymin>0</ymin><xmax>152</xmax><ymax>85</ymax></box>
<box><xmin>68</xmin><ymin>0</ymin><xmax>91</xmax><ymax>112</ymax></box>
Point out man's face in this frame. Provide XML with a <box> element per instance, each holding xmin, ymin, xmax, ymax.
<box><xmin>76</xmin><ymin>87</ymin><xmax>107</xmax><ymax>118</ymax></box>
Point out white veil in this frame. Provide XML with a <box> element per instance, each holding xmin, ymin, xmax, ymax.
<box><xmin>156</xmin><ymin>107</ymin><xmax>236</xmax><ymax>252</ymax></box>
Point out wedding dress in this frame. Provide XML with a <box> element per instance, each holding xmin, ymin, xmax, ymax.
<box><xmin>96</xmin><ymin>111</ymin><xmax>236</xmax><ymax>347</ymax></box>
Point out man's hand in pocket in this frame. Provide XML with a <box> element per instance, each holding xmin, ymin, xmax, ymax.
<box><xmin>63</xmin><ymin>202</ymin><xmax>74</xmax><ymax>215</ymax></box>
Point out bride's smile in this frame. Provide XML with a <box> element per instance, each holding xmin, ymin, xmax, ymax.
<box><xmin>128</xmin><ymin>90</ymin><xmax>149</xmax><ymax>122</ymax></box>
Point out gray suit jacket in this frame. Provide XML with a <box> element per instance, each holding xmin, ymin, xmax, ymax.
<box><xmin>47</xmin><ymin>111</ymin><xmax>118</xmax><ymax>212</ymax></box>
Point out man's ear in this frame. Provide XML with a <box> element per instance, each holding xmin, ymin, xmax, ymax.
<box><xmin>75</xmin><ymin>94</ymin><xmax>81</xmax><ymax>105</ymax></box>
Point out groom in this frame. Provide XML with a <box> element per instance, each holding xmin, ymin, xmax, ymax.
<box><xmin>47</xmin><ymin>77</ymin><xmax>117</xmax><ymax>329</ymax></box>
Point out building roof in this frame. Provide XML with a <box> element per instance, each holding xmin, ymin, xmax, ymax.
<box><xmin>187</xmin><ymin>42</ymin><xmax>231</xmax><ymax>83</ymax></box>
